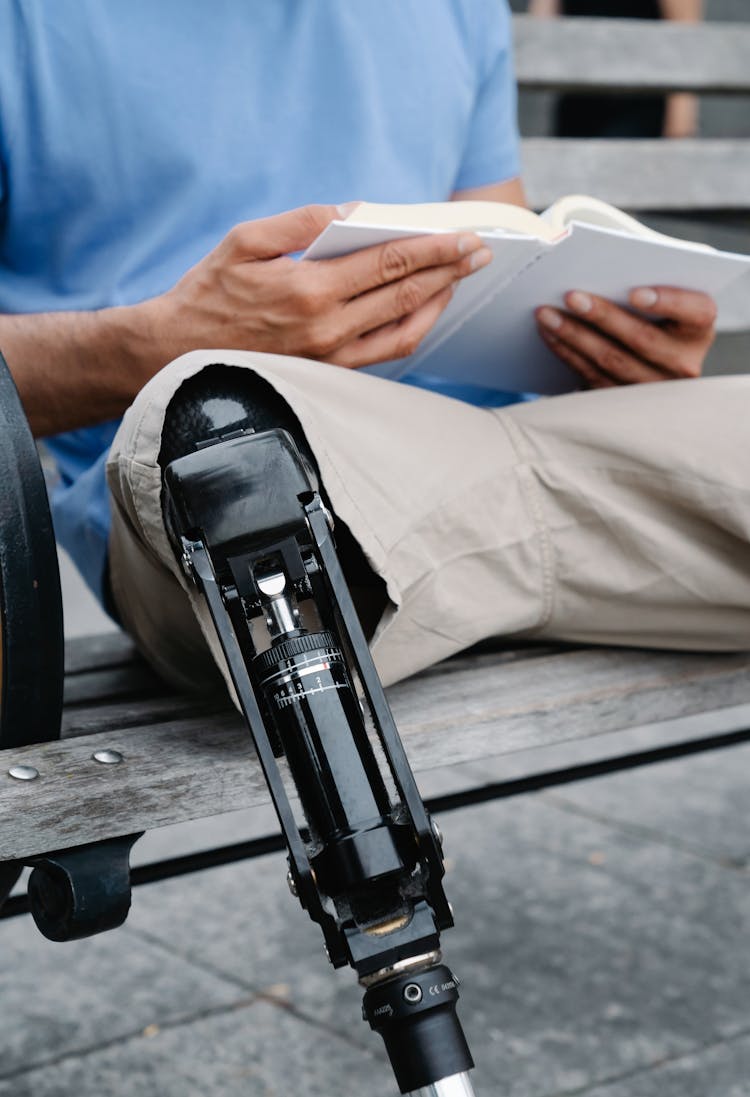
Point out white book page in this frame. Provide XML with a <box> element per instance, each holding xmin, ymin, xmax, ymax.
<box><xmin>402</xmin><ymin>222</ymin><xmax>750</xmax><ymax>395</ymax></box>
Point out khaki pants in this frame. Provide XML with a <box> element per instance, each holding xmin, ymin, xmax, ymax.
<box><xmin>107</xmin><ymin>349</ymin><xmax>750</xmax><ymax>696</ymax></box>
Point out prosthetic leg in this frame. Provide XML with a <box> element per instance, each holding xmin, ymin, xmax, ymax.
<box><xmin>160</xmin><ymin>369</ymin><xmax>477</xmax><ymax>1097</ymax></box>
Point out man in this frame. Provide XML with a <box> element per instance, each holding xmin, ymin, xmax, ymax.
<box><xmin>2</xmin><ymin>1</ymin><xmax>746</xmax><ymax>694</ymax></box>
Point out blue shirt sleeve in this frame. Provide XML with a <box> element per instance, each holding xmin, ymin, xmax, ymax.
<box><xmin>453</xmin><ymin>0</ymin><xmax>521</xmax><ymax>192</ymax></box>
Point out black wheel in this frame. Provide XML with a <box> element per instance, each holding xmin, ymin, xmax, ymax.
<box><xmin>0</xmin><ymin>351</ymin><xmax>64</xmax><ymax>747</ymax></box>
<box><xmin>0</xmin><ymin>352</ymin><xmax>64</xmax><ymax>906</ymax></box>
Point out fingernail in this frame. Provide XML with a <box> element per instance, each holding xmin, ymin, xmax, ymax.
<box><xmin>631</xmin><ymin>287</ymin><xmax>659</xmax><ymax>308</ymax></box>
<box><xmin>470</xmin><ymin>247</ymin><xmax>493</xmax><ymax>271</ymax></box>
<box><xmin>336</xmin><ymin>201</ymin><xmax>362</xmax><ymax>218</ymax></box>
<box><xmin>457</xmin><ymin>233</ymin><xmax>482</xmax><ymax>254</ymax></box>
<box><xmin>538</xmin><ymin>307</ymin><xmax>562</xmax><ymax>331</ymax></box>
<box><xmin>568</xmin><ymin>290</ymin><xmax>592</xmax><ymax>314</ymax></box>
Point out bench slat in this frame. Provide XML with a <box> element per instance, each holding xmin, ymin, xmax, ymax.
<box><xmin>3</xmin><ymin>646</ymin><xmax>750</xmax><ymax>860</ymax></box>
<box><xmin>63</xmin><ymin>664</ymin><xmax>165</xmax><ymax>708</ymax></box>
<box><xmin>64</xmin><ymin>632</ymin><xmax>139</xmax><ymax>676</ymax></box>
<box><xmin>61</xmin><ymin>693</ymin><xmax>228</xmax><ymax>740</ymax></box>
<box><xmin>522</xmin><ymin>138</ymin><xmax>750</xmax><ymax>210</ymax></box>
<box><xmin>513</xmin><ymin>15</ymin><xmax>750</xmax><ymax>95</ymax></box>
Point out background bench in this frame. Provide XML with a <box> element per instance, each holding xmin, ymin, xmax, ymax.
<box><xmin>513</xmin><ymin>8</ymin><xmax>750</xmax><ymax>379</ymax></box>
<box><xmin>514</xmin><ymin>13</ymin><xmax>750</xmax><ymax>212</ymax></box>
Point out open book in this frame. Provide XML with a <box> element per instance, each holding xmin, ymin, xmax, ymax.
<box><xmin>304</xmin><ymin>196</ymin><xmax>750</xmax><ymax>396</ymax></box>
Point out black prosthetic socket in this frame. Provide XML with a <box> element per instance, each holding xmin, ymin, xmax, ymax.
<box><xmin>158</xmin><ymin>365</ymin><xmax>319</xmax><ymax>479</ymax></box>
<box><xmin>158</xmin><ymin>365</ymin><xmax>386</xmax><ymax>631</ymax></box>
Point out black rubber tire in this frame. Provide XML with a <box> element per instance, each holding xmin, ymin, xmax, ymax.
<box><xmin>0</xmin><ymin>352</ymin><xmax>64</xmax><ymax>749</ymax></box>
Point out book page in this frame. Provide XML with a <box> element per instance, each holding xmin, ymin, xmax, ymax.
<box><xmin>546</xmin><ymin>195</ymin><xmax>714</xmax><ymax>252</ymax></box>
<box><xmin>340</xmin><ymin>200</ymin><xmax>558</xmax><ymax>241</ymax></box>
<box><xmin>402</xmin><ymin>222</ymin><xmax>750</xmax><ymax>394</ymax></box>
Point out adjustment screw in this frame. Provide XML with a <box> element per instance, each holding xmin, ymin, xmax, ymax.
<box><xmin>8</xmin><ymin>765</ymin><xmax>39</xmax><ymax>782</ymax></box>
<box><xmin>403</xmin><ymin>983</ymin><xmax>423</xmax><ymax>1004</ymax></box>
<box><xmin>286</xmin><ymin>870</ymin><xmax>298</xmax><ymax>898</ymax></box>
<box><xmin>93</xmin><ymin>750</ymin><xmax>124</xmax><ymax>765</ymax></box>
<box><xmin>431</xmin><ymin>819</ymin><xmax>444</xmax><ymax>848</ymax></box>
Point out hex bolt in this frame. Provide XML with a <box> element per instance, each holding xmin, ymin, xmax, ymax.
<box><xmin>8</xmin><ymin>765</ymin><xmax>39</xmax><ymax>781</ymax></box>
<box><xmin>431</xmin><ymin>818</ymin><xmax>444</xmax><ymax>848</ymax></box>
<box><xmin>287</xmin><ymin>869</ymin><xmax>298</xmax><ymax>898</ymax></box>
<box><xmin>92</xmin><ymin>750</ymin><xmax>124</xmax><ymax>765</ymax></box>
<box><xmin>403</xmin><ymin>983</ymin><xmax>423</xmax><ymax>1004</ymax></box>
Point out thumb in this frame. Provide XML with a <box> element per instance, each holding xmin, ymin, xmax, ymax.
<box><xmin>225</xmin><ymin>204</ymin><xmax>342</xmax><ymax>261</ymax></box>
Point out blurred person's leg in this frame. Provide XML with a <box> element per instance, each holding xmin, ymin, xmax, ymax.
<box><xmin>107</xmin><ymin>351</ymin><xmax>750</xmax><ymax>696</ymax></box>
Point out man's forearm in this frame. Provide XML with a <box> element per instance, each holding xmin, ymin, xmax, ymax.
<box><xmin>0</xmin><ymin>301</ymin><xmax>166</xmax><ymax>437</ymax></box>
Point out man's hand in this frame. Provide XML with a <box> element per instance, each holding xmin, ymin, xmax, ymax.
<box><xmin>1</xmin><ymin>203</ymin><xmax>491</xmax><ymax>436</ymax></box>
<box><xmin>150</xmin><ymin>204</ymin><xmax>492</xmax><ymax>370</ymax></box>
<box><xmin>535</xmin><ymin>286</ymin><xmax>717</xmax><ymax>388</ymax></box>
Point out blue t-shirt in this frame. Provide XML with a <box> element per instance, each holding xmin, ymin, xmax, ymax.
<box><xmin>0</xmin><ymin>0</ymin><xmax>522</xmax><ymax>603</ymax></box>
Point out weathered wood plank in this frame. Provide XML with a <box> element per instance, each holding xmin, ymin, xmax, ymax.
<box><xmin>59</xmin><ymin>646</ymin><xmax>568</xmax><ymax>737</ymax></box>
<box><xmin>388</xmin><ymin>647</ymin><xmax>750</xmax><ymax>768</ymax></box>
<box><xmin>513</xmin><ymin>15</ymin><xmax>750</xmax><ymax>95</ymax></box>
<box><xmin>3</xmin><ymin>646</ymin><xmax>750</xmax><ymax>860</ymax></box>
<box><xmin>521</xmin><ymin>139</ymin><xmax>750</xmax><ymax>211</ymax></box>
<box><xmin>63</xmin><ymin>664</ymin><xmax>165</xmax><ymax>708</ymax></box>
<box><xmin>61</xmin><ymin>692</ymin><xmax>229</xmax><ymax>739</ymax></box>
<box><xmin>61</xmin><ymin>640</ymin><xmax>558</xmax><ymax>728</ymax></box>
<box><xmin>64</xmin><ymin>632</ymin><xmax>138</xmax><ymax>676</ymax></box>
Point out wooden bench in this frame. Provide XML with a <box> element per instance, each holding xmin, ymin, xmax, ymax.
<box><xmin>2</xmin><ymin>631</ymin><xmax>750</xmax><ymax>925</ymax></box>
<box><xmin>2</xmin><ymin>14</ymin><xmax>750</xmax><ymax>921</ymax></box>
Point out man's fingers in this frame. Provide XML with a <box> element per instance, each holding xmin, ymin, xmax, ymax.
<box><xmin>319</xmin><ymin>232</ymin><xmax>489</xmax><ymax>300</ymax></box>
<box><xmin>539</xmin><ymin>330</ymin><xmax>615</xmax><ymax>389</ymax></box>
<box><xmin>222</xmin><ymin>204</ymin><xmax>342</xmax><ymax>261</ymax></box>
<box><xmin>536</xmin><ymin>307</ymin><xmax>669</xmax><ymax>384</ymax></box>
<box><xmin>558</xmin><ymin>290</ymin><xmax>695</xmax><ymax>376</ymax></box>
<box><xmin>328</xmin><ymin>286</ymin><xmax>454</xmax><ymax>369</ymax></box>
<box><xmin>629</xmin><ymin>286</ymin><xmax>718</xmax><ymax>331</ymax></box>
<box><xmin>339</xmin><ymin>250</ymin><xmax>490</xmax><ymax>339</ymax></box>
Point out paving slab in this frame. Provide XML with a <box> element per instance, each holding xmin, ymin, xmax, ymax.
<box><xmin>0</xmin><ymin>999</ymin><xmax>386</xmax><ymax>1097</ymax></box>
<box><xmin>568</xmin><ymin>1030</ymin><xmax>750</xmax><ymax>1097</ymax></box>
<box><xmin>540</xmin><ymin>744</ymin><xmax>750</xmax><ymax>870</ymax></box>
<box><xmin>0</xmin><ymin>920</ymin><xmax>244</xmax><ymax>1081</ymax></box>
<box><xmin>460</xmin><ymin>736</ymin><xmax>750</xmax><ymax>868</ymax></box>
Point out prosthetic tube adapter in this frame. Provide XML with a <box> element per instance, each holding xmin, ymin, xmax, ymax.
<box><xmin>163</xmin><ymin>426</ymin><xmax>476</xmax><ymax>1095</ymax></box>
